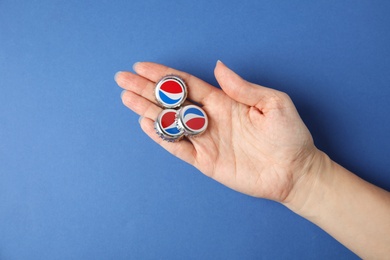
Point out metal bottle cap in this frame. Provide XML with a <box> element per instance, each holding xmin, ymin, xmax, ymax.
<box><xmin>154</xmin><ymin>109</ymin><xmax>184</xmax><ymax>142</ymax></box>
<box><xmin>155</xmin><ymin>76</ymin><xmax>187</xmax><ymax>108</ymax></box>
<box><xmin>177</xmin><ymin>105</ymin><xmax>208</xmax><ymax>136</ymax></box>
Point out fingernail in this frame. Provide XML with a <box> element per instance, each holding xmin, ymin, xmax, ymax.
<box><xmin>217</xmin><ymin>60</ymin><xmax>223</xmax><ymax>65</ymax></box>
<box><xmin>120</xmin><ymin>90</ymin><xmax>126</xmax><ymax>98</ymax></box>
<box><xmin>133</xmin><ymin>62</ymin><xmax>141</xmax><ymax>72</ymax></box>
<box><xmin>114</xmin><ymin>71</ymin><xmax>123</xmax><ymax>81</ymax></box>
<box><xmin>138</xmin><ymin>116</ymin><xmax>144</xmax><ymax>124</ymax></box>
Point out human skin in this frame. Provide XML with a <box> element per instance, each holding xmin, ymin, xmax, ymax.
<box><xmin>115</xmin><ymin>61</ymin><xmax>390</xmax><ymax>259</ymax></box>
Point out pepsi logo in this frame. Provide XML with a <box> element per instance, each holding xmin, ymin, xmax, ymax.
<box><xmin>180</xmin><ymin>105</ymin><xmax>208</xmax><ymax>135</ymax></box>
<box><xmin>161</xmin><ymin>110</ymin><xmax>181</xmax><ymax>135</ymax></box>
<box><xmin>155</xmin><ymin>76</ymin><xmax>187</xmax><ymax>108</ymax></box>
<box><xmin>155</xmin><ymin>109</ymin><xmax>183</xmax><ymax>142</ymax></box>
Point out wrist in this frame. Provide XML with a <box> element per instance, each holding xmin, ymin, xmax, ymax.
<box><xmin>282</xmin><ymin>149</ymin><xmax>334</xmax><ymax>218</ymax></box>
<box><xmin>282</xmin><ymin>148</ymin><xmax>390</xmax><ymax>259</ymax></box>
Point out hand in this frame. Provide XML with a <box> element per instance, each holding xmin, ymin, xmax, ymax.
<box><xmin>116</xmin><ymin>61</ymin><xmax>322</xmax><ymax>202</ymax></box>
<box><xmin>116</xmin><ymin>62</ymin><xmax>390</xmax><ymax>259</ymax></box>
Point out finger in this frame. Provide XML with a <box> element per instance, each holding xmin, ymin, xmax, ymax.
<box><xmin>133</xmin><ymin>62</ymin><xmax>219</xmax><ymax>105</ymax></box>
<box><xmin>139</xmin><ymin>117</ymin><xmax>197</xmax><ymax>166</ymax></box>
<box><xmin>116</xmin><ymin>71</ymin><xmax>156</xmax><ymax>103</ymax></box>
<box><xmin>121</xmin><ymin>90</ymin><xmax>162</xmax><ymax>120</ymax></box>
<box><xmin>214</xmin><ymin>61</ymin><xmax>272</xmax><ymax>107</ymax></box>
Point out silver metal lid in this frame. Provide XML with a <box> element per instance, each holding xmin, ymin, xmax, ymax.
<box><xmin>155</xmin><ymin>76</ymin><xmax>187</xmax><ymax>109</ymax></box>
<box><xmin>154</xmin><ymin>109</ymin><xmax>184</xmax><ymax>142</ymax></box>
<box><xmin>177</xmin><ymin>105</ymin><xmax>208</xmax><ymax>136</ymax></box>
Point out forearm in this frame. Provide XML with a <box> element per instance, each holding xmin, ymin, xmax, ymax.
<box><xmin>284</xmin><ymin>150</ymin><xmax>390</xmax><ymax>259</ymax></box>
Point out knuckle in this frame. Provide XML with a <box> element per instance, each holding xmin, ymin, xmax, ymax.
<box><xmin>266</xmin><ymin>91</ymin><xmax>291</xmax><ymax>109</ymax></box>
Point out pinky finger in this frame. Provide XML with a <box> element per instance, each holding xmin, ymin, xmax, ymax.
<box><xmin>139</xmin><ymin>117</ymin><xmax>197</xmax><ymax>166</ymax></box>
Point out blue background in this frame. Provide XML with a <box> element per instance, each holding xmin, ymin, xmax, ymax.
<box><xmin>1</xmin><ymin>0</ymin><xmax>389</xmax><ymax>259</ymax></box>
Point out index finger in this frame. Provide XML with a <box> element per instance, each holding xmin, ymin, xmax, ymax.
<box><xmin>133</xmin><ymin>62</ymin><xmax>219</xmax><ymax>105</ymax></box>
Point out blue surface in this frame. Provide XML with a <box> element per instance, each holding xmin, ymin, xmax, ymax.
<box><xmin>1</xmin><ymin>0</ymin><xmax>390</xmax><ymax>259</ymax></box>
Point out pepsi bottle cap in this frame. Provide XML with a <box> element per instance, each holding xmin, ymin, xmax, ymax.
<box><xmin>155</xmin><ymin>76</ymin><xmax>187</xmax><ymax>108</ymax></box>
<box><xmin>154</xmin><ymin>109</ymin><xmax>184</xmax><ymax>142</ymax></box>
<box><xmin>177</xmin><ymin>105</ymin><xmax>208</xmax><ymax>136</ymax></box>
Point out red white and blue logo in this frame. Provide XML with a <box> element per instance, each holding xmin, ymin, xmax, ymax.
<box><xmin>180</xmin><ymin>105</ymin><xmax>208</xmax><ymax>134</ymax></box>
<box><xmin>160</xmin><ymin>110</ymin><xmax>182</xmax><ymax>136</ymax></box>
<box><xmin>155</xmin><ymin>76</ymin><xmax>187</xmax><ymax>108</ymax></box>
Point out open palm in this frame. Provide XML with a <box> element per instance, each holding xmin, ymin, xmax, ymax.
<box><xmin>116</xmin><ymin>61</ymin><xmax>320</xmax><ymax>202</ymax></box>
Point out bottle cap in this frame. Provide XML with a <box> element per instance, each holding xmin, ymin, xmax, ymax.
<box><xmin>155</xmin><ymin>76</ymin><xmax>187</xmax><ymax>108</ymax></box>
<box><xmin>177</xmin><ymin>105</ymin><xmax>208</xmax><ymax>136</ymax></box>
<box><xmin>154</xmin><ymin>109</ymin><xmax>184</xmax><ymax>142</ymax></box>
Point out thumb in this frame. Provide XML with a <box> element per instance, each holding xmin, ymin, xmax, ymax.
<box><xmin>214</xmin><ymin>61</ymin><xmax>270</xmax><ymax>107</ymax></box>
